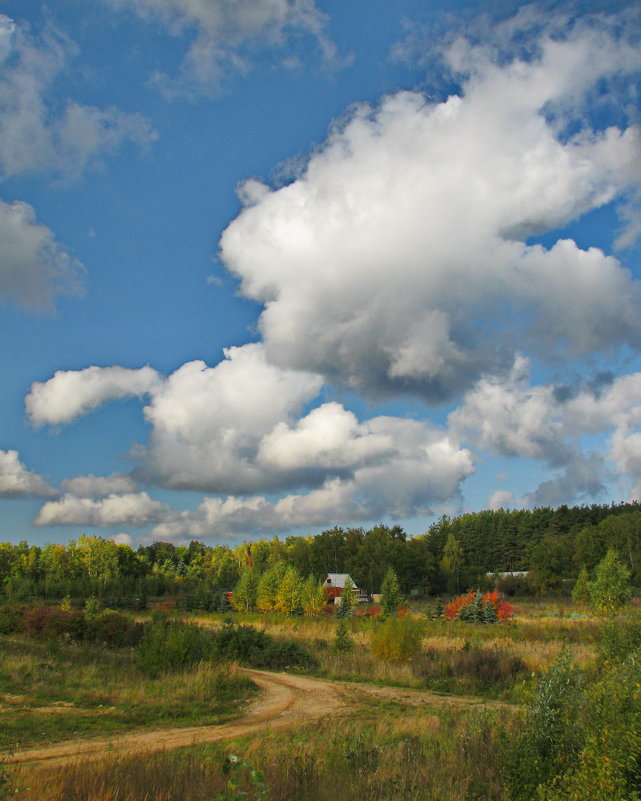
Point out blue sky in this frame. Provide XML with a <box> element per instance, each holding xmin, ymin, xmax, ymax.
<box><xmin>1</xmin><ymin>0</ymin><xmax>641</xmax><ymax>548</ymax></box>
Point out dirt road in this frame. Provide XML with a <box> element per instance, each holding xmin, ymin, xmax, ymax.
<box><xmin>9</xmin><ymin>670</ymin><xmax>506</xmax><ymax>768</ymax></box>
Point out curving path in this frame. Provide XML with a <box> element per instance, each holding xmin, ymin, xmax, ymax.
<box><xmin>9</xmin><ymin>669</ymin><xmax>509</xmax><ymax>768</ymax></box>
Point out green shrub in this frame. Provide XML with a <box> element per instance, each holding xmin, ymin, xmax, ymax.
<box><xmin>0</xmin><ymin>603</ymin><xmax>27</xmax><ymax>635</ymax></box>
<box><xmin>85</xmin><ymin>610</ymin><xmax>144</xmax><ymax>647</ymax></box>
<box><xmin>371</xmin><ymin>617</ymin><xmax>424</xmax><ymax>662</ymax></box>
<box><xmin>597</xmin><ymin>615</ymin><xmax>641</xmax><ymax>665</ymax></box>
<box><xmin>503</xmin><ymin>650</ymin><xmax>582</xmax><ymax>801</ymax></box>
<box><xmin>213</xmin><ymin>622</ymin><xmax>317</xmax><ymax>671</ymax></box>
<box><xmin>137</xmin><ymin>615</ymin><xmax>216</xmax><ymax>677</ymax></box>
<box><xmin>413</xmin><ymin>644</ymin><xmax>527</xmax><ymax>691</ymax></box>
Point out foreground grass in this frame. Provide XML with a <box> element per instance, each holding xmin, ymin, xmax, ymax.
<box><xmin>0</xmin><ymin>636</ymin><xmax>256</xmax><ymax>749</ymax></box>
<box><xmin>10</xmin><ymin>701</ymin><xmax>515</xmax><ymax>801</ymax></box>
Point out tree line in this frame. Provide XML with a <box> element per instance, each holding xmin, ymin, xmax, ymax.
<box><xmin>1</xmin><ymin>501</ymin><xmax>640</xmax><ymax>603</ymax></box>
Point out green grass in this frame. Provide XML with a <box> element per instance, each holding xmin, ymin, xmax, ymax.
<box><xmin>0</xmin><ymin>635</ymin><xmax>256</xmax><ymax>749</ymax></box>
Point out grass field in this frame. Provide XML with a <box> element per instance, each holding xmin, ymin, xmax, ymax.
<box><xmin>0</xmin><ymin>635</ymin><xmax>255</xmax><ymax>749</ymax></box>
<box><xmin>3</xmin><ymin>598</ymin><xmax>640</xmax><ymax>801</ymax></box>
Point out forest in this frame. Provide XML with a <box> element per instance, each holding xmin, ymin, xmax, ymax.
<box><xmin>2</xmin><ymin>501</ymin><xmax>640</xmax><ymax>604</ymax></box>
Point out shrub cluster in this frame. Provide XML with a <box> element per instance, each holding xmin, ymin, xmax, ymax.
<box><xmin>137</xmin><ymin>616</ymin><xmax>317</xmax><ymax>676</ymax></box>
<box><xmin>445</xmin><ymin>589</ymin><xmax>514</xmax><ymax>623</ymax></box>
<box><xmin>0</xmin><ymin>602</ymin><xmax>143</xmax><ymax>646</ymax></box>
<box><xmin>413</xmin><ymin>644</ymin><xmax>528</xmax><ymax>690</ymax></box>
<box><xmin>370</xmin><ymin>617</ymin><xmax>424</xmax><ymax>662</ymax></box>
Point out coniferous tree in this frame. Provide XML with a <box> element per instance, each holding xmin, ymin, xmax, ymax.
<box><xmin>336</xmin><ymin>577</ymin><xmax>356</xmax><ymax>619</ymax></box>
<box><xmin>381</xmin><ymin>567</ymin><xmax>402</xmax><ymax>618</ymax></box>
<box><xmin>571</xmin><ymin>566</ymin><xmax>591</xmax><ymax>605</ymax></box>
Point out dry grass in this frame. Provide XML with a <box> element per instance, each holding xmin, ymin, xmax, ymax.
<box><xmin>0</xmin><ymin>636</ymin><xmax>254</xmax><ymax>749</ymax></box>
<box><xmin>10</xmin><ymin>702</ymin><xmax>516</xmax><ymax>801</ymax></box>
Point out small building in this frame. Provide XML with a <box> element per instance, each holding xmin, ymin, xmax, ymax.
<box><xmin>323</xmin><ymin>573</ymin><xmax>359</xmax><ymax>602</ymax></box>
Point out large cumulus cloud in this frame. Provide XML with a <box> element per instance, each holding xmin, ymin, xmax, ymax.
<box><xmin>219</xmin><ymin>18</ymin><xmax>641</xmax><ymax>402</ymax></box>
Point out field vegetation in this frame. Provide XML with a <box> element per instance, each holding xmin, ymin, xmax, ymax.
<box><xmin>3</xmin><ymin>502</ymin><xmax>641</xmax><ymax>799</ymax></box>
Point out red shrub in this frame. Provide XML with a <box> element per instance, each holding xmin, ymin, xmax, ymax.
<box><xmin>445</xmin><ymin>589</ymin><xmax>515</xmax><ymax>623</ymax></box>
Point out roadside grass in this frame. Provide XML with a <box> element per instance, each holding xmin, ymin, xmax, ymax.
<box><xmin>11</xmin><ymin>701</ymin><xmax>517</xmax><ymax>801</ymax></box>
<box><xmin>0</xmin><ymin>635</ymin><xmax>256</xmax><ymax>749</ymax></box>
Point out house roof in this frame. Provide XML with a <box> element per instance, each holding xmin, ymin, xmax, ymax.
<box><xmin>324</xmin><ymin>573</ymin><xmax>353</xmax><ymax>588</ymax></box>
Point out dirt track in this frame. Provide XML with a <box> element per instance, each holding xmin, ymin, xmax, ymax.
<box><xmin>9</xmin><ymin>670</ymin><xmax>506</xmax><ymax>768</ymax></box>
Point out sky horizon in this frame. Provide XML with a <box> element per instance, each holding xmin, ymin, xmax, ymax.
<box><xmin>1</xmin><ymin>0</ymin><xmax>641</xmax><ymax>549</ymax></box>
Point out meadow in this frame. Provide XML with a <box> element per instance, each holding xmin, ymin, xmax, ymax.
<box><xmin>2</xmin><ymin>597</ymin><xmax>640</xmax><ymax>801</ymax></box>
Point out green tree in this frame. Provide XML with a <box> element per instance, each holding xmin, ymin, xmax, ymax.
<box><xmin>380</xmin><ymin>566</ymin><xmax>402</xmax><ymax>618</ymax></box>
<box><xmin>232</xmin><ymin>570</ymin><xmax>259</xmax><ymax>612</ymax></box>
<box><xmin>333</xmin><ymin>616</ymin><xmax>353</xmax><ymax>652</ymax></box>
<box><xmin>590</xmin><ymin>549</ymin><xmax>631</xmax><ymax>612</ymax></box>
<box><xmin>336</xmin><ymin>577</ymin><xmax>356</xmax><ymax>619</ymax></box>
<box><xmin>256</xmin><ymin>562</ymin><xmax>287</xmax><ymax>612</ymax></box>
<box><xmin>441</xmin><ymin>533</ymin><xmax>464</xmax><ymax>593</ymax></box>
<box><xmin>274</xmin><ymin>565</ymin><xmax>303</xmax><ymax>616</ymax></box>
<box><xmin>571</xmin><ymin>566</ymin><xmax>591</xmax><ymax>605</ymax></box>
<box><xmin>300</xmin><ymin>574</ymin><xmax>326</xmax><ymax>616</ymax></box>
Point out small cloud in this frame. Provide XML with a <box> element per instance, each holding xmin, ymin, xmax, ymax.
<box><xmin>489</xmin><ymin>490</ymin><xmax>512</xmax><ymax>510</ymax></box>
<box><xmin>0</xmin><ymin>449</ymin><xmax>58</xmax><ymax>498</ymax></box>
<box><xmin>111</xmin><ymin>532</ymin><xmax>133</xmax><ymax>547</ymax></box>
<box><xmin>26</xmin><ymin>365</ymin><xmax>162</xmax><ymax>426</ymax></box>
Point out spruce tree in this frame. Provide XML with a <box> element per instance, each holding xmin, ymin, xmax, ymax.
<box><xmin>336</xmin><ymin>577</ymin><xmax>356</xmax><ymax>619</ymax></box>
<box><xmin>571</xmin><ymin>566</ymin><xmax>591</xmax><ymax>605</ymax></box>
<box><xmin>381</xmin><ymin>567</ymin><xmax>402</xmax><ymax>618</ymax></box>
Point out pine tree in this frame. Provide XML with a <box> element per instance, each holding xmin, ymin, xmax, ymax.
<box><xmin>571</xmin><ymin>566</ymin><xmax>591</xmax><ymax>605</ymax></box>
<box><xmin>336</xmin><ymin>577</ymin><xmax>356</xmax><ymax>619</ymax></box>
<box><xmin>334</xmin><ymin>616</ymin><xmax>353</xmax><ymax>652</ymax></box>
<box><xmin>381</xmin><ymin>567</ymin><xmax>402</xmax><ymax>618</ymax></box>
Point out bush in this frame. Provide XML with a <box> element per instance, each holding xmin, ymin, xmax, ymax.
<box><xmin>597</xmin><ymin>616</ymin><xmax>641</xmax><ymax>665</ymax></box>
<box><xmin>213</xmin><ymin>622</ymin><xmax>317</xmax><ymax>670</ymax></box>
<box><xmin>503</xmin><ymin>650</ymin><xmax>581</xmax><ymax>801</ymax></box>
<box><xmin>413</xmin><ymin>644</ymin><xmax>527</xmax><ymax>691</ymax></box>
<box><xmin>22</xmin><ymin>605</ymin><xmax>86</xmax><ymax>641</ymax></box>
<box><xmin>445</xmin><ymin>590</ymin><xmax>514</xmax><ymax>622</ymax></box>
<box><xmin>371</xmin><ymin>617</ymin><xmax>424</xmax><ymax>662</ymax></box>
<box><xmin>85</xmin><ymin>610</ymin><xmax>144</xmax><ymax>647</ymax></box>
<box><xmin>0</xmin><ymin>603</ymin><xmax>28</xmax><ymax>635</ymax></box>
<box><xmin>137</xmin><ymin>615</ymin><xmax>216</xmax><ymax>677</ymax></box>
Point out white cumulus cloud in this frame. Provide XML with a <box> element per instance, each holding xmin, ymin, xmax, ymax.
<box><xmin>61</xmin><ymin>472</ymin><xmax>139</xmax><ymax>498</ymax></box>
<box><xmin>34</xmin><ymin>492</ymin><xmax>170</xmax><ymax>527</ymax></box>
<box><xmin>219</xmin><ymin>18</ymin><xmax>641</xmax><ymax>402</ymax></box>
<box><xmin>26</xmin><ymin>365</ymin><xmax>162</xmax><ymax>426</ymax></box>
<box><xmin>149</xmin><ymin>429</ymin><xmax>474</xmax><ymax>541</ymax></box>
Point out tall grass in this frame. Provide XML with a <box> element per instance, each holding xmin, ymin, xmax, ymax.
<box><xmin>13</xmin><ymin>704</ymin><xmax>517</xmax><ymax>801</ymax></box>
<box><xmin>0</xmin><ymin>636</ymin><xmax>255</xmax><ymax>749</ymax></box>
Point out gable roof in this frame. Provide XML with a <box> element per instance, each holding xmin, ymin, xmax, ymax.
<box><xmin>324</xmin><ymin>573</ymin><xmax>353</xmax><ymax>588</ymax></box>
